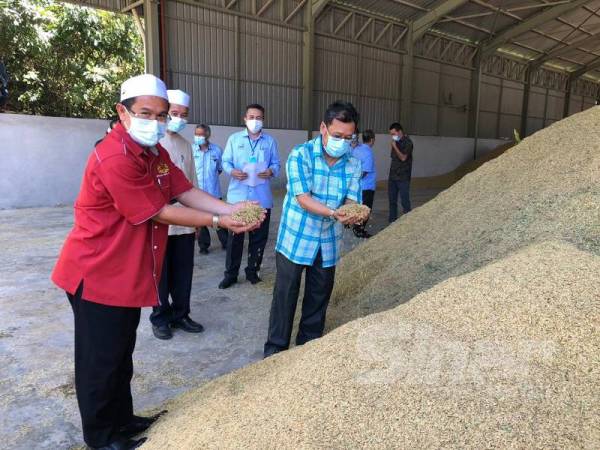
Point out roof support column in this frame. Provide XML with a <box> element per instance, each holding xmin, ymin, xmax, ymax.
<box><xmin>143</xmin><ymin>0</ymin><xmax>161</xmax><ymax>76</ymax></box>
<box><xmin>401</xmin><ymin>22</ymin><xmax>414</xmax><ymax>131</ymax></box>
<box><xmin>468</xmin><ymin>50</ymin><xmax>482</xmax><ymax>159</ymax></box>
<box><xmin>520</xmin><ymin>66</ymin><xmax>532</xmax><ymax>138</ymax></box>
<box><xmin>302</xmin><ymin>0</ymin><xmax>315</xmax><ymax>138</ymax></box>
<box><xmin>563</xmin><ymin>77</ymin><xmax>572</xmax><ymax>118</ymax></box>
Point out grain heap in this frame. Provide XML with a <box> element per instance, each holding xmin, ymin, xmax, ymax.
<box><xmin>231</xmin><ymin>203</ymin><xmax>264</xmax><ymax>225</ymax></box>
<box><xmin>337</xmin><ymin>203</ymin><xmax>370</xmax><ymax>221</ymax></box>
<box><xmin>327</xmin><ymin>106</ymin><xmax>599</xmax><ymax>329</ymax></box>
<box><xmin>142</xmin><ymin>107</ymin><xmax>599</xmax><ymax>449</ymax></box>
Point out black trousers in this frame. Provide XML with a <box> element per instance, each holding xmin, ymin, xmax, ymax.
<box><xmin>150</xmin><ymin>233</ymin><xmax>195</xmax><ymax>326</ymax></box>
<box><xmin>264</xmin><ymin>250</ymin><xmax>336</xmax><ymax>357</ymax></box>
<box><xmin>353</xmin><ymin>189</ymin><xmax>375</xmax><ymax>234</ymax></box>
<box><xmin>388</xmin><ymin>179</ymin><xmax>411</xmax><ymax>222</ymax></box>
<box><xmin>197</xmin><ymin>226</ymin><xmax>228</xmax><ymax>251</ymax></box>
<box><xmin>67</xmin><ymin>283</ymin><xmax>140</xmax><ymax>448</ymax></box>
<box><xmin>224</xmin><ymin>208</ymin><xmax>271</xmax><ymax>279</ymax></box>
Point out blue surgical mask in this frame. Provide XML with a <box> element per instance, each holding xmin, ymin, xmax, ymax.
<box><xmin>194</xmin><ymin>135</ymin><xmax>207</xmax><ymax>146</ymax></box>
<box><xmin>324</xmin><ymin>133</ymin><xmax>351</xmax><ymax>158</ymax></box>
<box><xmin>167</xmin><ymin>116</ymin><xmax>187</xmax><ymax>133</ymax></box>
<box><xmin>392</xmin><ymin>135</ymin><xmax>401</xmax><ymax>142</ymax></box>
<box><xmin>126</xmin><ymin>110</ymin><xmax>166</xmax><ymax>147</ymax></box>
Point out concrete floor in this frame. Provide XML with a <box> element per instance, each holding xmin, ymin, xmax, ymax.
<box><xmin>0</xmin><ymin>189</ymin><xmax>440</xmax><ymax>450</ymax></box>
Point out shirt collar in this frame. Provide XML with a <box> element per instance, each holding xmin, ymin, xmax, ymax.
<box><xmin>110</xmin><ymin>122</ymin><xmax>146</xmax><ymax>156</ymax></box>
<box><xmin>242</xmin><ymin>128</ymin><xmax>263</xmax><ymax>140</ymax></box>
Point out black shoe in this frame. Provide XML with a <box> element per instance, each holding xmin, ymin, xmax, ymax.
<box><xmin>171</xmin><ymin>316</ymin><xmax>204</xmax><ymax>333</ymax></box>
<box><xmin>118</xmin><ymin>411</ymin><xmax>167</xmax><ymax>440</ymax></box>
<box><xmin>199</xmin><ymin>248</ymin><xmax>209</xmax><ymax>254</ymax></box>
<box><xmin>89</xmin><ymin>437</ymin><xmax>147</xmax><ymax>450</ymax></box>
<box><xmin>152</xmin><ymin>324</ymin><xmax>172</xmax><ymax>340</ymax></box>
<box><xmin>218</xmin><ymin>276</ymin><xmax>237</xmax><ymax>289</ymax></box>
<box><xmin>246</xmin><ymin>273</ymin><xmax>262</xmax><ymax>285</ymax></box>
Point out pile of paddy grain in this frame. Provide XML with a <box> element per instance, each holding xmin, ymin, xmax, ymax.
<box><xmin>141</xmin><ymin>108</ymin><xmax>600</xmax><ymax>449</ymax></box>
<box><xmin>143</xmin><ymin>240</ymin><xmax>599</xmax><ymax>449</ymax></box>
<box><xmin>327</xmin><ymin>106</ymin><xmax>599</xmax><ymax>329</ymax></box>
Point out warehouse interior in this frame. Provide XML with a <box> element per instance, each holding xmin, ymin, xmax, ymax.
<box><xmin>1</xmin><ymin>1</ymin><xmax>599</xmax><ymax>449</ymax></box>
<box><xmin>67</xmin><ymin>0</ymin><xmax>600</xmax><ymax>139</ymax></box>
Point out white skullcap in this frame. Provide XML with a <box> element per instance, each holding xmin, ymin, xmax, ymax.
<box><xmin>120</xmin><ymin>74</ymin><xmax>168</xmax><ymax>102</ymax></box>
<box><xmin>167</xmin><ymin>89</ymin><xmax>190</xmax><ymax>107</ymax></box>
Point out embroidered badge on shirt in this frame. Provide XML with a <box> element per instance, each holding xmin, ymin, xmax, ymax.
<box><xmin>157</xmin><ymin>163</ymin><xmax>170</xmax><ymax>175</ymax></box>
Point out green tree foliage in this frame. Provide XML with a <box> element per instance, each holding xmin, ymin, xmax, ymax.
<box><xmin>0</xmin><ymin>0</ymin><xmax>144</xmax><ymax>118</ymax></box>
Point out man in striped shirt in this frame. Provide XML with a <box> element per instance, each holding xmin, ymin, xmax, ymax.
<box><xmin>264</xmin><ymin>101</ymin><xmax>368</xmax><ymax>358</ymax></box>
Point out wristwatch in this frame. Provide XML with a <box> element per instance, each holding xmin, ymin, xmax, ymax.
<box><xmin>329</xmin><ymin>209</ymin><xmax>336</xmax><ymax>220</ymax></box>
<box><xmin>212</xmin><ymin>215</ymin><xmax>220</xmax><ymax>228</ymax></box>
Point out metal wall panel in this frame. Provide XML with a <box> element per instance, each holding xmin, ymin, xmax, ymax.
<box><xmin>313</xmin><ymin>36</ymin><xmax>402</xmax><ymax>132</ymax></box>
<box><xmin>164</xmin><ymin>0</ymin><xmax>303</xmax><ymax>128</ymax></box>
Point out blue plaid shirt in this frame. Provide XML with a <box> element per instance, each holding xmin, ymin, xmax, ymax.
<box><xmin>276</xmin><ymin>135</ymin><xmax>362</xmax><ymax>268</ymax></box>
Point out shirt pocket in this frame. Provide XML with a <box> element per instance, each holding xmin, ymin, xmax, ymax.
<box><xmin>156</xmin><ymin>174</ymin><xmax>171</xmax><ymax>199</ymax></box>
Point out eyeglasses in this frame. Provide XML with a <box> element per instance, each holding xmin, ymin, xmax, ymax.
<box><xmin>327</xmin><ymin>130</ymin><xmax>354</xmax><ymax>143</ymax></box>
<box><xmin>128</xmin><ymin>109</ymin><xmax>170</xmax><ymax>123</ymax></box>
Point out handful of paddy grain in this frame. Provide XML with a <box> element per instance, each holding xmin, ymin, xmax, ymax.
<box><xmin>336</xmin><ymin>203</ymin><xmax>370</xmax><ymax>222</ymax></box>
<box><xmin>231</xmin><ymin>203</ymin><xmax>264</xmax><ymax>226</ymax></box>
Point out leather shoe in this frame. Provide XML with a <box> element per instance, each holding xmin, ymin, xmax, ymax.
<box><xmin>218</xmin><ymin>276</ymin><xmax>237</xmax><ymax>289</ymax></box>
<box><xmin>171</xmin><ymin>316</ymin><xmax>204</xmax><ymax>333</ymax></box>
<box><xmin>246</xmin><ymin>273</ymin><xmax>262</xmax><ymax>285</ymax></box>
<box><xmin>199</xmin><ymin>248</ymin><xmax>209</xmax><ymax>254</ymax></box>
<box><xmin>152</xmin><ymin>324</ymin><xmax>172</xmax><ymax>340</ymax></box>
<box><xmin>118</xmin><ymin>411</ymin><xmax>167</xmax><ymax>439</ymax></box>
<box><xmin>89</xmin><ymin>437</ymin><xmax>146</xmax><ymax>450</ymax></box>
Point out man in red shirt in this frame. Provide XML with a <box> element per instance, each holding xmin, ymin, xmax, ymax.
<box><xmin>52</xmin><ymin>74</ymin><xmax>263</xmax><ymax>450</ymax></box>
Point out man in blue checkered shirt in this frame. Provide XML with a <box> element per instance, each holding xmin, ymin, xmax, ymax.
<box><xmin>264</xmin><ymin>101</ymin><xmax>369</xmax><ymax>358</ymax></box>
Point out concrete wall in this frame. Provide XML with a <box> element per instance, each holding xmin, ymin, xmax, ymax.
<box><xmin>0</xmin><ymin>113</ymin><xmax>504</xmax><ymax>209</ymax></box>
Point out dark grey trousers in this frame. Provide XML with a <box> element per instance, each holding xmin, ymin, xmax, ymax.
<box><xmin>264</xmin><ymin>250</ymin><xmax>336</xmax><ymax>357</ymax></box>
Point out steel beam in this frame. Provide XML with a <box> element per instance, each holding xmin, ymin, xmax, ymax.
<box><xmin>520</xmin><ymin>67</ymin><xmax>531</xmax><ymax>137</ymax></box>
<box><xmin>401</xmin><ymin>23</ymin><xmax>414</xmax><ymax>131</ymax></box>
<box><xmin>313</xmin><ymin>0</ymin><xmax>330</xmax><ymax>18</ymax></box>
<box><xmin>143</xmin><ymin>0</ymin><xmax>160</xmax><ymax>76</ymax></box>
<box><xmin>302</xmin><ymin>0</ymin><xmax>315</xmax><ymax>136</ymax></box>
<box><xmin>570</xmin><ymin>57</ymin><xmax>600</xmax><ymax>79</ymax></box>
<box><xmin>413</xmin><ymin>0</ymin><xmax>469</xmax><ymax>41</ymax></box>
<box><xmin>531</xmin><ymin>32</ymin><xmax>600</xmax><ymax>68</ymax></box>
<box><xmin>481</xmin><ymin>0</ymin><xmax>589</xmax><ymax>57</ymax></box>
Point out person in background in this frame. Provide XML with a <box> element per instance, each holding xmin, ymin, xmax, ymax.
<box><xmin>351</xmin><ymin>129</ymin><xmax>377</xmax><ymax>238</ymax></box>
<box><xmin>52</xmin><ymin>74</ymin><xmax>264</xmax><ymax>450</ymax></box>
<box><xmin>219</xmin><ymin>103</ymin><xmax>281</xmax><ymax>289</ymax></box>
<box><xmin>149</xmin><ymin>89</ymin><xmax>204</xmax><ymax>341</ymax></box>
<box><xmin>193</xmin><ymin>124</ymin><xmax>228</xmax><ymax>254</ymax></box>
<box><xmin>388</xmin><ymin>122</ymin><xmax>413</xmax><ymax>222</ymax></box>
<box><xmin>263</xmin><ymin>101</ymin><xmax>368</xmax><ymax>358</ymax></box>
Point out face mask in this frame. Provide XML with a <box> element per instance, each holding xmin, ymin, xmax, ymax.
<box><xmin>126</xmin><ymin>110</ymin><xmax>165</xmax><ymax>147</ymax></box>
<box><xmin>194</xmin><ymin>135</ymin><xmax>207</xmax><ymax>146</ymax></box>
<box><xmin>324</xmin><ymin>133</ymin><xmax>351</xmax><ymax>159</ymax></box>
<box><xmin>246</xmin><ymin>119</ymin><xmax>263</xmax><ymax>134</ymax></box>
<box><xmin>167</xmin><ymin>116</ymin><xmax>187</xmax><ymax>133</ymax></box>
<box><xmin>392</xmin><ymin>135</ymin><xmax>401</xmax><ymax>142</ymax></box>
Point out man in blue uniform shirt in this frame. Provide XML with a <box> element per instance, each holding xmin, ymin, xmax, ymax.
<box><xmin>220</xmin><ymin>103</ymin><xmax>281</xmax><ymax>288</ymax></box>
<box><xmin>263</xmin><ymin>101</ymin><xmax>368</xmax><ymax>358</ymax></box>
<box><xmin>193</xmin><ymin>124</ymin><xmax>229</xmax><ymax>254</ymax></box>
<box><xmin>351</xmin><ymin>129</ymin><xmax>377</xmax><ymax>238</ymax></box>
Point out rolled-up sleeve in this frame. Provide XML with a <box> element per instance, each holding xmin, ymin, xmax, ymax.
<box><xmin>96</xmin><ymin>155</ymin><xmax>167</xmax><ymax>225</ymax></box>
<box><xmin>287</xmin><ymin>147</ymin><xmax>312</xmax><ymax>197</ymax></box>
